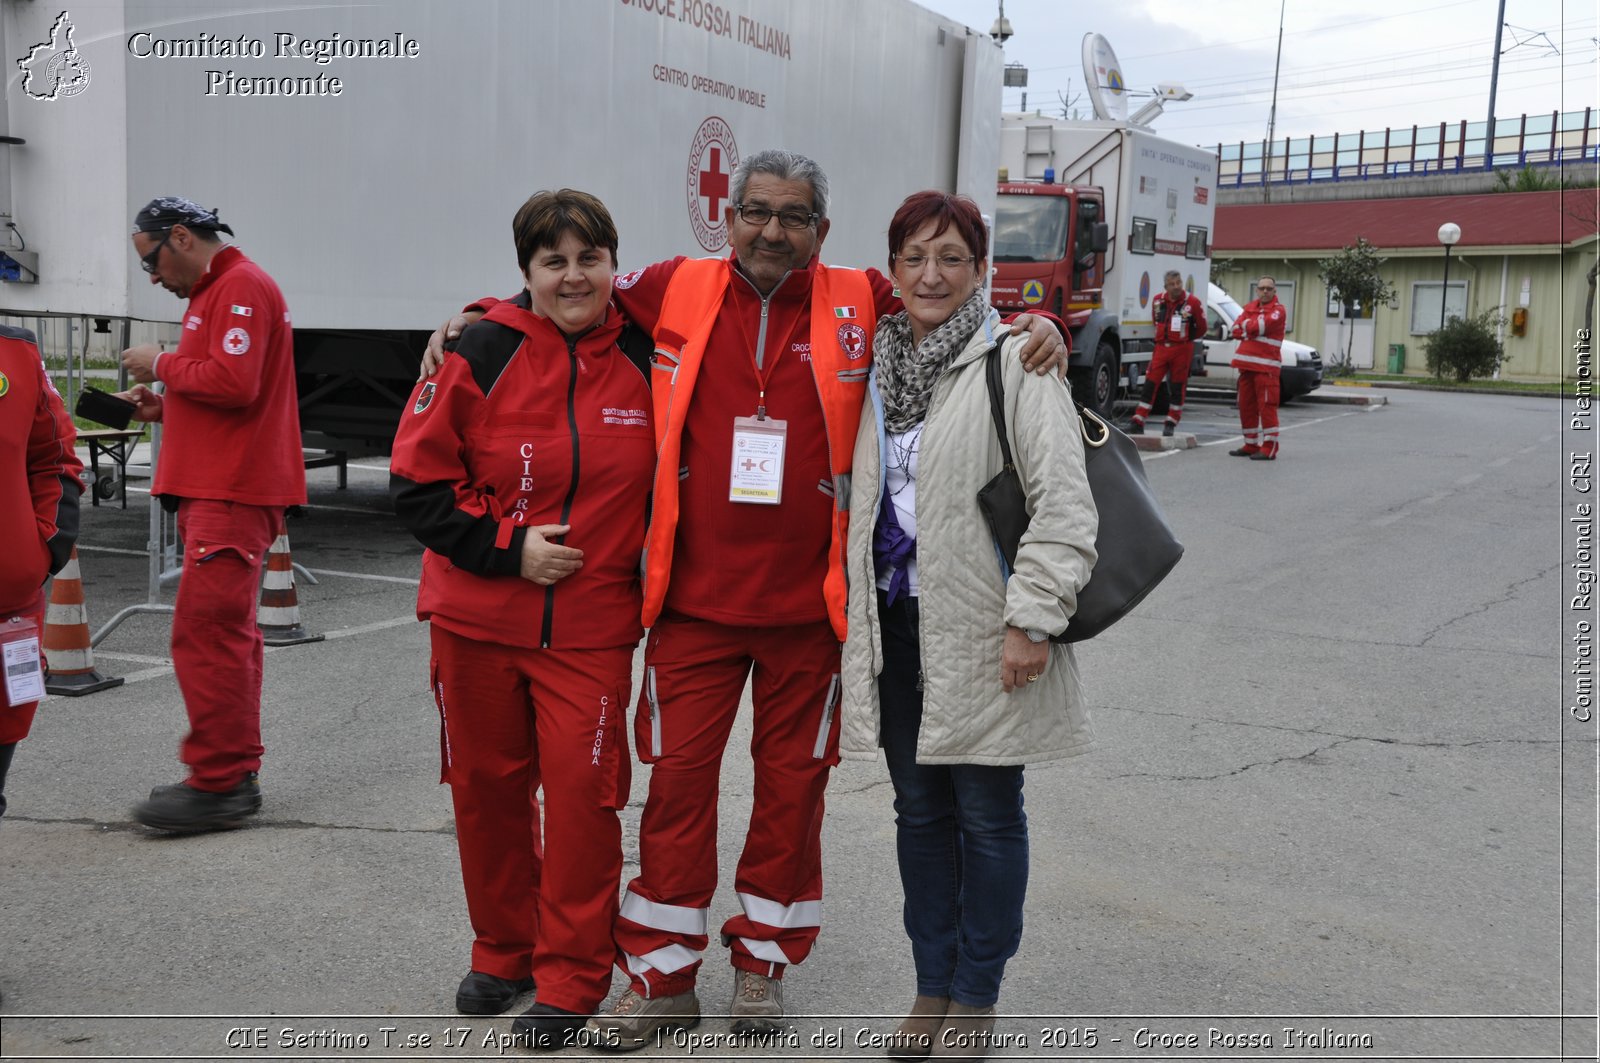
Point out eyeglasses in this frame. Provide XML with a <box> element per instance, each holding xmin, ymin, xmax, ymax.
<box><xmin>894</xmin><ymin>253</ymin><xmax>977</xmax><ymax>272</ymax></box>
<box><xmin>734</xmin><ymin>203</ymin><xmax>818</xmax><ymax>230</ymax></box>
<box><xmin>1257</xmin><ymin>284</ymin><xmax>1276</xmax><ymax>291</ymax></box>
<box><xmin>140</xmin><ymin>228</ymin><xmax>173</xmax><ymax>274</ymax></box>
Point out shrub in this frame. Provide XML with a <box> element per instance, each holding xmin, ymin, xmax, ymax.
<box><xmin>1423</xmin><ymin>309</ymin><xmax>1505</xmax><ymax>382</ymax></box>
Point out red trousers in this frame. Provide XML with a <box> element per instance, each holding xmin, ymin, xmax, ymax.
<box><xmin>1130</xmin><ymin>345</ymin><xmax>1193</xmax><ymax>428</ymax></box>
<box><xmin>614</xmin><ymin>615</ymin><xmax>841</xmax><ymax>997</ymax></box>
<box><xmin>1236</xmin><ymin>369</ymin><xmax>1281</xmax><ymax>456</ymax></box>
<box><xmin>173</xmin><ymin>499</ymin><xmax>278</xmax><ymax>791</ymax></box>
<box><xmin>430</xmin><ymin>625</ymin><xmax>633</xmax><ymax>1013</ymax></box>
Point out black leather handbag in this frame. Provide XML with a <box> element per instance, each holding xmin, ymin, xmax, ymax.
<box><xmin>975</xmin><ymin>347</ymin><xmax>1184</xmax><ymax>642</ymax></box>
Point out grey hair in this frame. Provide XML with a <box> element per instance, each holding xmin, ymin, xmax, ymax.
<box><xmin>1164</xmin><ymin>269</ymin><xmax>1183</xmax><ymax>282</ymax></box>
<box><xmin>729</xmin><ymin>149</ymin><xmax>830</xmax><ymax>220</ymax></box>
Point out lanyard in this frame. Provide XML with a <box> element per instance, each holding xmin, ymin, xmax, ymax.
<box><xmin>732</xmin><ymin>300</ymin><xmax>788</xmax><ymax>420</ymax></box>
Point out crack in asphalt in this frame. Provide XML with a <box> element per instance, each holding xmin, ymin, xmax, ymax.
<box><xmin>1123</xmin><ymin>611</ymin><xmax>1556</xmax><ymax>659</ymax></box>
<box><xmin>1417</xmin><ymin>564</ymin><xmax>1562</xmax><ymax>648</ymax></box>
<box><xmin>1113</xmin><ymin>736</ymin><xmax>1360</xmax><ymax>781</ymax></box>
<box><xmin>1103</xmin><ymin>703</ymin><xmax>1569</xmax><ymax>752</ymax></box>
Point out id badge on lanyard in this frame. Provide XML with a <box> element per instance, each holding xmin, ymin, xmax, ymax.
<box><xmin>2</xmin><ymin>615</ymin><xmax>44</xmax><ymax>707</ymax></box>
<box><xmin>729</xmin><ymin>415</ymin><xmax>787</xmax><ymax>504</ymax></box>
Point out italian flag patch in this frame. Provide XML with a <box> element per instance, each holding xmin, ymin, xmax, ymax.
<box><xmin>834</xmin><ymin>306</ymin><xmax>856</xmax><ymax>319</ymax></box>
<box><xmin>230</xmin><ymin>304</ymin><xmax>253</xmax><ymax>317</ymax></box>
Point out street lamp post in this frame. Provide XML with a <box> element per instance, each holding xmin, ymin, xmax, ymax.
<box><xmin>1437</xmin><ymin>222</ymin><xmax>1461</xmax><ymax>332</ymax></box>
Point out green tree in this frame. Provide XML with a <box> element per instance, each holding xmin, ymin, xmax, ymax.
<box><xmin>1317</xmin><ymin>238</ymin><xmax>1397</xmax><ymax>374</ymax></box>
<box><xmin>1423</xmin><ymin>309</ymin><xmax>1505</xmax><ymax>382</ymax></box>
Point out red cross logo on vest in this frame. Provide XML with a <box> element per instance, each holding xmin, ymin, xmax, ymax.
<box><xmin>686</xmin><ymin>116</ymin><xmax>739</xmax><ymax>252</ymax></box>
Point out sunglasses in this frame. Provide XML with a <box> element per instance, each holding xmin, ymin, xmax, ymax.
<box><xmin>140</xmin><ymin>229</ymin><xmax>174</xmax><ymax>274</ymax></box>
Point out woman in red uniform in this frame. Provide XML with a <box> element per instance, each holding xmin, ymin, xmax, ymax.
<box><xmin>391</xmin><ymin>190</ymin><xmax>653</xmax><ymax>1047</ymax></box>
<box><xmin>0</xmin><ymin>325</ymin><xmax>82</xmax><ymax>822</ymax></box>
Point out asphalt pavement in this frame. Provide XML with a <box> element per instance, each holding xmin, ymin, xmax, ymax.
<box><xmin>0</xmin><ymin>384</ymin><xmax>1590</xmax><ymax>1062</ymax></box>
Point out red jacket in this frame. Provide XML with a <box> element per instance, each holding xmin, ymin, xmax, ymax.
<box><xmin>1152</xmin><ymin>290</ymin><xmax>1206</xmax><ymax>354</ymax></box>
<box><xmin>391</xmin><ymin>298</ymin><xmax>654</xmax><ymax>651</ymax></box>
<box><xmin>151</xmin><ymin>245</ymin><xmax>305</xmax><ymax>506</ymax></box>
<box><xmin>0</xmin><ymin>327</ymin><xmax>82</xmax><ymax>615</ymax></box>
<box><xmin>1230</xmin><ymin>297</ymin><xmax>1287</xmax><ymax>374</ymax></box>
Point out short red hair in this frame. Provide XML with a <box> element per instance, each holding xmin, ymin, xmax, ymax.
<box><xmin>887</xmin><ymin>191</ymin><xmax>987</xmax><ymax>271</ymax></box>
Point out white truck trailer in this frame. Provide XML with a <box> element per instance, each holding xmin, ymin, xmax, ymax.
<box><xmin>990</xmin><ymin>115</ymin><xmax>1219</xmax><ymax>416</ymax></box>
<box><xmin>1</xmin><ymin>0</ymin><xmax>1003</xmax><ymax>452</ymax></box>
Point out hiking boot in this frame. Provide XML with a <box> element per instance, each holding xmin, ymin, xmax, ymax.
<box><xmin>132</xmin><ymin>773</ymin><xmax>260</xmax><ymax>833</ymax></box>
<box><xmin>454</xmin><ymin>971</ymin><xmax>534</xmax><ymax>1015</ymax></box>
<box><xmin>512</xmin><ymin>1002</ymin><xmax>589</xmax><ymax>1050</ymax></box>
<box><xmin>1228</xmin><ymin>446</ymin><xmax>1258</xmax><ymax>457</ymax></box>
<box><xmin>586</xmin><ymin>987</ymin><xmax>699</xmax><ymax>1052</ymax></box>
<box><xmin>886</xmin><ymin>995</ymin><xmax>950</xmax><ymax>1060</ymax></box>
<box><xmin>930</xmin><ymin>1003</ymin><xmax>997</xmax><ymax>1060</ymax></box>
<box><xmin>1162</xmin><ymin>422</ymin><xmax>1176</xmax><ymax>437</ymax></box>
<box><xmin>730</xmin><ymin>969</ymin><xmax>784</xmax><ymax>1035</ymax></box>
<box><xmin>1125</xmin><ymin>420</ymin><xmax>1145</xmax><ymax>435</ymax></box>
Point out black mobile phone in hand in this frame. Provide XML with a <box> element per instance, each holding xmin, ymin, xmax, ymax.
<box><xmin>74</xmin><ymin>386</ymin><xmax>137</xmax><ymax>429</ymax></box>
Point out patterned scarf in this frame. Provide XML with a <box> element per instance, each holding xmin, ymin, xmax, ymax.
<box><xmin>875</xmin><ymin>290</ymin><xmax>990</xmax><ymax>434</ymax></box>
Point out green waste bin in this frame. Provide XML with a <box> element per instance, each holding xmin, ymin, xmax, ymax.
<box><xmin>1387</xmin><ymin>343</ymin><xmax>1406</xmax><ymax>374</ymax></box>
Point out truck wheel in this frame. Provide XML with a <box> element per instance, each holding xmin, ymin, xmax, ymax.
<box><xmin>1070</xmin><ymin>342</ymin><xmax>1118</xmax><ymax>419</ymax></box>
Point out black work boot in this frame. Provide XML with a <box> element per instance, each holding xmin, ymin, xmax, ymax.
<box><xmin>1126</xmin><ymin>420</ymin><xmax>1145</xmax><ymax>435</ymax></box>
<box><xmin>132</xmin><ymin>772</ymin><xmax>261</xmax><ymax>833</ymax></box>
<box><xmin>1162</xmin><ymin>422</ymin><xmax>1176</xmax><ymax>437</ymax></box>
<box><xmin>512</xmin><ymin>1003</ymin><xmax>589</xmax><ymax>1050</ymax></box>
<box><xmin>456</xmin><ymin>971</ymin><xmax>535</xmax><ymax>1015</ymax></box>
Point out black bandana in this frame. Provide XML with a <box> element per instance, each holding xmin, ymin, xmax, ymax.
<box><xmin>132</xmin><ymin>197</ymin><xmax>234</xmax><ymax>236</ymax></box>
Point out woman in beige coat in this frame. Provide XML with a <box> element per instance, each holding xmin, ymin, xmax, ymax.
<box><xmin>839</xmin><ymin>191</ymin><xmax>1098</xmax><ymax>1061</ymax></box>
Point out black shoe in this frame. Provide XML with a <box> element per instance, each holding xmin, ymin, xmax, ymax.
<box><xmin>1126</xmin><ymin>421</ymin><xmax>1145</xmax><ymax>435</ymax></box>
<box><xmin>1228</xmin><ymin>447</ymin><xmax>1257</xmax><ymax>457</ymax></box>
<box><xmin>132</xmin><ymin>773</ymin><xmax>260</xmax><ymax>833</ymax></box>
<box><xmin>1162</xmin><ymin>422</ymin><xmax>1176</xmax><ymax>437</ymax></box>
<box><xmin>455</xmin><ymin>971</ymin><xmax>536</xmax><ymax>1015</ymax></box>
<box><xmin>512</xmin><ymin>1003</ymin><xmax>589</xmax><ymax>1050</ymax></box>
<box><xmin>1250</xmin><ymin>452</ymin><xmax>1277</xmax><ymax>461</ymax></box>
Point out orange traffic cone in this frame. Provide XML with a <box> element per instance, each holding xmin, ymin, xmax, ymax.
<box><xmin>257</xmin><ymin>517</ymin><xmax>323</xmax><ymax>647</ymax></box>
<box><xmin>43</xmin><ymin>547</ymin><xmax>125</xmax><ymax>696</ymax></box>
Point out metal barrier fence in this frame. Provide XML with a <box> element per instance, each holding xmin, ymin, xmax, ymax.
<box><xmin>1</xmin><ymin>312</ymin><xmax>178</xmax><ymax>416</ymax></box>
<box><xmin>1218</xmin><ymin>108</ymin><xmax>1599</xmax><ymax>187</ymax></box>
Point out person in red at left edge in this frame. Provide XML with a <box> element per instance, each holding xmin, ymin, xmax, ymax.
<box><xmin>1228</xmin><ymin>275</ymin><xmax>1288</xmax><ymax>460</ymax></box>
<box><xmin>391</xmin><ymin>190</ymin><xmax>653</xmax><ymax>1047</ymax></box>
<box><xmin>0</xmin><ymin>324</ymin><xmax>83</xmax><ymax>822</ymax></box>
<box><xmin>1127</xmin><ymin>270</ymin><xmax>1205</xmax><ymax>437</ymax></box>
<box><xmin>115</xmin><ymin>198</ymin><xmax>305</xmax><ymax>833</ymax></box>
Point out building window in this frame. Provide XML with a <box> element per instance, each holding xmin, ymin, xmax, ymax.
<box><xmin>1129</xmin><ymin>217</ymin><xmax>1156</xmax><ymax>254</ymax></box>
<box><xmin>1327</xmin><ymin>288</ymin><xmax>1377</xmax><ymax>319</ymax></box>
<box><xmin>1409</xmin><ymin>281</ymin><xmax>1468</xmax><ymax>334</ymax></box>
<box><xmin>1185</xmin><ymin>226</ymin><xmax>1208</xmax><ymax>259</ymax></box>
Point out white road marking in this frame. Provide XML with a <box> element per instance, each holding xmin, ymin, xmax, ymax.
<box><xmin>303</xmin><ymin>568</ymin><xmax>420</xmax><ymax>586</ymax></box>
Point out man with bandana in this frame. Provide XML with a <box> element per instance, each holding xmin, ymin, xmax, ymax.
<box><xmin>115</xmin><ymin>198</ymin><xmax>305</xmax><ymax>833</ymax></box>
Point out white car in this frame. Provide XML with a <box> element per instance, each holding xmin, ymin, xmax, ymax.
<box><xmin>1194</xmin><ymin>282</ymin><xmax>1323</xmax><ymax>401</ymax></box>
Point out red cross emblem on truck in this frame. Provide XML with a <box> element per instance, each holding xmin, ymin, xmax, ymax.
<box><xmin>687</xmin><ymin>116</ymin><xmax>739</xmax><ymax>252</ymax></box>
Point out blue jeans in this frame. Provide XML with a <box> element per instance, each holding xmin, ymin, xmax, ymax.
<box><xmin>876</xmin><ymin>592</ymin><xmax>1028</xmax><ymax>1008</ymax></box>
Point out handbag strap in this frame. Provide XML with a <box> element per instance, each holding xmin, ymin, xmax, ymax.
<box><xmin>983</xmin><ymin>345</ymin><xmax>1016</xmax><ymax>471</ymax></box>
<box><xmin>987</xmin><ymin>343</ymin><xmax>1114</xmax><ymax>454</ymax></box>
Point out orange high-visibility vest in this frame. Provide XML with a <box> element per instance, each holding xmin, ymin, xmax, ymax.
<box><xmin>641</xmin><ymin>257</ymin><xmax>875</xmax><ymax>640</ymax></box>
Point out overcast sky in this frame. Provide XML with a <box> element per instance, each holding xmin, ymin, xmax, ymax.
<box><xmin>933</xmin><ymin>0</ymin><xmax>1595</xmax><ymax>149</ymax></box>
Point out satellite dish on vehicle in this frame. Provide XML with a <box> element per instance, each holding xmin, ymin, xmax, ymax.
<box><xmin>1081</xmin><ymin>33</ymin><xmax>1128</xmax><ymax>122</ymax></box>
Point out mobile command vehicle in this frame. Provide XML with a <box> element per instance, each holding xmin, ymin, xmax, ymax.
<box><xmin>0</xmin><ymin>0</ymin><xmax>1004</xmax><ymax>455</ymax></box>
<box><xmin>989</xmin><ymin>114</ymin><xmax>1219</xmax><ymax>417</ymax></box>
